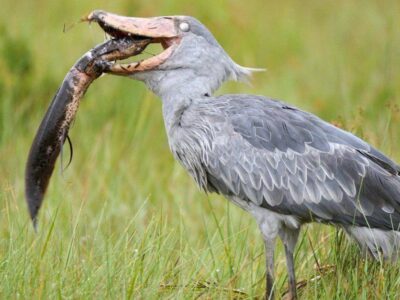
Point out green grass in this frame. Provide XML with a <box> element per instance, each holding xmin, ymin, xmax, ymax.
<box><xmin>1</xmin><ymin>0</ymin><xmax>400</xmax><ymax>298</ymax></box>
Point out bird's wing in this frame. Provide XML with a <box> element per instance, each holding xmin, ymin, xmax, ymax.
<box><xmin>192</xmin><ymin>95</ymin><xmax>400</xmax><ymax>230</ymax></box>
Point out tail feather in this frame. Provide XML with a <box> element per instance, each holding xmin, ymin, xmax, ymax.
<box><xmin>344</xmin><ymin>226</ymin><xmax>400</xmax><ymax>261</ymax></box>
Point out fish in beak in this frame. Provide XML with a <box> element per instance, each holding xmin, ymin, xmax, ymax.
<box><xmin>26</xmin><ymin>10</ymin><xmax>185</xmax><ymax>228</ymax></box>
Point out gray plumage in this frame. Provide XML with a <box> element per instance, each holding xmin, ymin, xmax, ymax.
<box><xmin>176</xmin><ymin>95</ymin><xmax>400</xmax><ymax>229</ymax></box>
<box><xmin>167</xmin><ymin>93</ymin><xmax>400</xmax><ymax>245</ymax></box>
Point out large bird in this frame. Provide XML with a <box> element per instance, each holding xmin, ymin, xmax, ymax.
<box><xmin>27</xmin><ymin>11</ymin><xmax>400</xmax><ymax>299</ymax></box>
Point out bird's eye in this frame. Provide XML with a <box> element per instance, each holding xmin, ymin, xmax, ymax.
<box><xmin>179</xmin><ymin>22</ymin><xmax>190</xmax><ymax>32</ymax></box>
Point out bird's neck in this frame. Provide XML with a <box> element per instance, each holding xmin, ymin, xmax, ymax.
<box><xmin>161</xmin><ymin>93</ymin><xmax>195</xmax><ymax>132</ymax></box>
<box><xmin>141</xmin><ymin>69</ymin><xmax>220</xmax><ymax>130</ymax></box>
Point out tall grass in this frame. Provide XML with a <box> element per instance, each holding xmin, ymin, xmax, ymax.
<box><xmin>1</xmin><ymin>0</ymin><xmax>399</xmax><ymax>298</ymax></box>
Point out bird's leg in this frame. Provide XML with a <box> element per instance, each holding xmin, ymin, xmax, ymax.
<box><xmin>263</xmin><ymin>237</ymin><xmax>276</xmax><ymax>300</ymax></box>
<box><xmin>284</xmin><ymin>243</ymin><xmax>297</xmax><ymax>299</ymax></box>
<box><xmin>280</xmin><ymin>228</ymin><xmax>300</xmax><ymax>300</ymax></box>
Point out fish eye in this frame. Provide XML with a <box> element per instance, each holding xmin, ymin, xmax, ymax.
<box><xmin>179</xmin><ymin>22</ymin><xmax>190</xmax><ymax>32</ymax></box>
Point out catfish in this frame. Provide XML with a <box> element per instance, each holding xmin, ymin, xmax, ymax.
<box><xmin>25</xmin><ymin>37</ymin><xmax>150</xmax><ymax>227</ymax></box>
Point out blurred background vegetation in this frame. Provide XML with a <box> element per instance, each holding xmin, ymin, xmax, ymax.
<box><xmin>1</xmin><ymin>0</ymin><xmax>399</xmax><ymax>298</ymax></box>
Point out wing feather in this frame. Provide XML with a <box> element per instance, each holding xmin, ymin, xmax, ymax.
<box><xmin>181</xmin><ymin>95</ymin><xmax>400</xmax><ymax>230</ymax></box>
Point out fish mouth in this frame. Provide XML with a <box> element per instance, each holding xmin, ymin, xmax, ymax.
<box><xmin>85</xmin><ymin>10</ymin><xmax>182</xmax><ymax>73</ymax></box>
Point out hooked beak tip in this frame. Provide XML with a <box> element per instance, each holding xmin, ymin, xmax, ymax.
<box><xmin>82</xmin><ymin>10</ymin><xmax>106</xmax><ymax>23</ymax></box>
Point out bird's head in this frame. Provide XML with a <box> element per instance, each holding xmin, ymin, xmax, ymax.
<box><xmin>87</xmin><ymin>10</ymin><xmax>257</xmax><ymax>97</ymax></box>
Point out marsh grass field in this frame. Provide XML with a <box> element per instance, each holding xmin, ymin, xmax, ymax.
<box><xmin>1</xmin><ymin>0</ymin><xmax>400</xmax><ymax>298</ymax></box>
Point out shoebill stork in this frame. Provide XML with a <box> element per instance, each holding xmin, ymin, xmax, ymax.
<box><xmin>26</xmin><ymin>11</ymin><xmax>400</xmax><ymax>299</ymax></box>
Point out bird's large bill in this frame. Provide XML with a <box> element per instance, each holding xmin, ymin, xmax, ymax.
<box><xmin>25</xmin><ymin>36</ymin><xmax>150</xmax><ymax>228</ymax></box>
<box><xmin>84</xmin><ymin>10</ymin><xmax>182</xmax><ymax>75</ymax></box>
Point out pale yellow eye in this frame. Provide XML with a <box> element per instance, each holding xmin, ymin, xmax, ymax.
<box><xmin>179</xmin><ymin>22</ymin><xmax>190</xmax><ymax>32</ymax></box>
